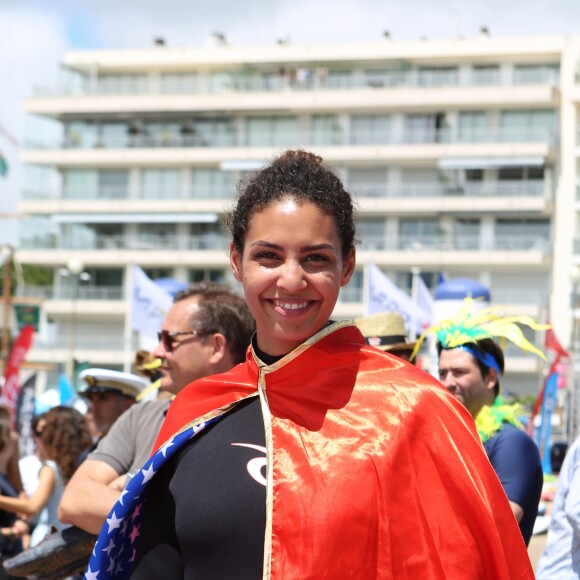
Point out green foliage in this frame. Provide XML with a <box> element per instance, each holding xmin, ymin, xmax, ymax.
<box><xmin>21</xmin><ymin>264</ymin><xmax>53</xmax><ymax>286</ymax></box>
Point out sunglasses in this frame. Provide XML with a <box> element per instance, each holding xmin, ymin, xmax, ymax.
<box><xmin>157</xmin><ymin>329</ymin><xmax>212</xmax><ymax>352</ymax></box>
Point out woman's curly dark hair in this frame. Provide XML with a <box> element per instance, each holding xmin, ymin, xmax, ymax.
<box><xmin>39</xmin><ymin>406</ymin><xmax>92</xmax><ymax>482</ymax></box>
<box><xmin>226</xmin><ymin>150</ymin><xmax>357</xmax><ymax>257</ymax></box>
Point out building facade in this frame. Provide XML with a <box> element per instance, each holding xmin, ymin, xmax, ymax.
<box><xmin>16</xmin><ymin>33</ymin><xmax>579</xmax><ymax>396</ymax></box>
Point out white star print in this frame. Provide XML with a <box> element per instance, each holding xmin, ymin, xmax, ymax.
<box><xmin>141</xmin><ymin>464</ymin><xmax>156</xmax><ymax>483</ymax></box>
<box><xmin>119</xmin><ymin>488</ymin><xmax>129</xmax><ymax>505</ymax></box>
<box><xmin>159</xmin><ymin>438</ymin><xmax>174</xmax><ymax>457</ymax></box>
<box><xmin>85</xmin><ymin>565</ymin><xmax>99</xmax><ymax>579</ymax></box>
<box><xmin>106</xmin><ymin>511</ymin><xmax>124</xmax><ymax>534</ymax></box>
<box><xmin>102</xmin><ymin>538</ymin><xmax>115</xmax><ymax>556</ymax></box>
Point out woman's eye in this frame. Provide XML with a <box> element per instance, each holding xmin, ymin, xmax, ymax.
<box><xmin>254</xmin><ymin>252</ymin><xmax>279</xmax><ymax>261</ymax></box>
<box><xmin>305</xmin><ymin>254</ymin><xmax>328</xmax><ymax>262</ymax></box>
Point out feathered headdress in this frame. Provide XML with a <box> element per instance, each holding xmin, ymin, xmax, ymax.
<box><xmin>411</xmin><ymin>298</ymin><xmax>550</xmax><ymax>370</ymax></box>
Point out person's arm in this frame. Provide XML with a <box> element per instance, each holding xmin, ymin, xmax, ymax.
<box><xmin>58</xmin><ymin>459</ymin><xmax>121</xmax><ymax>534</ymax></box>
<box><xmin>7</xmin><ymin>433</ymin><xmax>23</xmax><ymax>494</ymax></box>
<box><xmin>486</xmin><ymin>427</ymin><xmax>541</xmax><ymax>523</ymax></box>
<box><xmin>0</xmin><ymin>464</ymin><xmax>55</xmax><ymax>517</ymax></box>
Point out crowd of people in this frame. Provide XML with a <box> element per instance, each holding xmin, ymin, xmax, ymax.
<box><xmin>0</xmin><ymin>149</ymin><xmax>575</xmax><ymax>578</ymax></box>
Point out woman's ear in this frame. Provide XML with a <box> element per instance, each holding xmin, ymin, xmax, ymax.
<box><xmin>340</xmin><ymin>247</ymin><xmax>356</xmax><ymax>287</ymax></box>
<box><xmin>230</xmin><ymin>242</ymin><xmax>243</xmax><ymax>282</ymax></box>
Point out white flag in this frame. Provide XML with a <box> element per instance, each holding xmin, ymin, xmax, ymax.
<box><xmin>131</xmin><ymin>265</ymin><xmax>173</xmax><ymax>339</ymax></box>
<box><xmin>366</xmin><ymin>265</ymin><xmax>430</xmax><ymax>334</ymax></box>
<box><xmin>415</xmin><ymin>274</ymin><xmax>434</xmax><ymax>330</ymax></box>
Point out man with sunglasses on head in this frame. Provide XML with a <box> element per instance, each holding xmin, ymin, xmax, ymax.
<box><xmin>58</xmin><ymin>282</ymin><xmax>255</xmax><ymax>535</ymax></box>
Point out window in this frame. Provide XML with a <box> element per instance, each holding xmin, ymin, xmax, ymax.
<box><xmin>498</xmin><ymin>166</ymin><xmax>545</xmax><ymax>181</ymax></box>
<box><xmin>65</xmin><ymin>121</ymin><xmax>96</xmax><ymax>149</ymax></box>
<box><xmin>359</xmin><ymin>219</ymin><xmax>386</xmax><ymax>249</ymax></box>
<box><xmin>311</xmin><ymin>115</ymin><xmax>342</xmax><ymax>146</ymax></box>
<box><xmin>100</xmin><ymin>123</ymin><xmax>129</xmax><ymax>148</ymax></box>
<box><xmin>350</xmin><ymin>115</ymin><xmax>390</xmax><ymax>145</ymax></box>
<box><xmin>246</xmin><ymin>116</ymin><xmax>299</xmax><ymax>147</ymax></box>
<box><xmin>417</xmin><ymin>67</ymin><xmax>458</xmax><ymax>87</ymax></box>
<box><xmin>97</xmin><ymin>74</ymin><xmax>148</xmax><ymax>95</ymax></box>
<box><xmin>499</xmin><ymin>109</ymin><xmax>555</xmax><ymax>142</ymax></box>
<box><xmin>472</xmin><ymin>66</ymin><xmax>500</xmax><ymax>85</ymax></box>
<box><xmin>348</xmin><ymin>168</ymin><xmax>387</xmax><ymax>197</ymax></box>
<box><xmin>194</xmin><ymin>118</ymin><xmax>236</xmax><ymax>147</ymax></box>
<box><xmin>189</xmin><ymin>269</ymin><xmax>225</xmax><ymax>283</ymax></box>
<box><xmin>160</xmin><ymin>73</ymin><xmax>198</xmax><ymax>94</ymax></box>
<box><xmin>144</xmin><ymin>268</ymin><xmax>172</xmax><ymax>280</ymax></box>
<box><xmin>453</xmin><ymin>219</ymin><xmax>480</xmax><ymax>249</ymax></box>
<box><xmin>399</xmin><ymin>219</ymin><xmax>439</xmax><ymax>248</ymax></box>
<box><xmin>404</xmin><ymin>113</ymin><xmax>448</xmax><ymax>143</ymax></box>
<box><xmin>513</xmin><ymin>64</ymin><xmax>559</xmax><ymax>85</ymax></box>
<box><xmin>64</xmin><ymin>170</ymin><xmax>98</xmax><ymax>199</ymax></box>
<box><xmin>142</xmin><ymin>169</ymin><xmax>181</xmax><ymax>199</ymax></box>
<box><xmin>99</xmin><ymin>171</ymin><xmax>128</xmax><ymax>199</ymax></box>
<box><xmin>465</xmin><ymin>169</ymin><xmax>483</xmax><ymax>182</ymax></box>
<box><xmin>190</xmin><ymin>169</ymin><xmax>234</xmax><ymax>199</ymax></box>
<box><xmin>458</xmin><ymin>112</ymin><xmax>487</xmax><ymax>143</ymax></box>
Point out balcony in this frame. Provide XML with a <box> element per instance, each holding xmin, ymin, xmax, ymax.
<box><xmin>360</xmin><ymin>235</ymin><xmax>551</xmax><ymax>253</ymax></box>
<box><xmin>25</xmin><ymin>126</ymin><xmax>555</xmax><ymax>152</ymax></box>
<box><xmin>15</xmin><ymin>285</ymin><xmax>124</xmax><ymax>300</ymax></box>
<box><xmin>19</xmin><ymin>233</ymin><xmax>230</xmax><ymax>251</ymax></box>
<box><xmin>351</xmin><ymin>180</ymin><xmax>546</xmax><ymax>198</ymax></box>
<box><xmin>34</xmin><ymin>68</ymin><xmax>560</xmax><ymax>98</ymax></box>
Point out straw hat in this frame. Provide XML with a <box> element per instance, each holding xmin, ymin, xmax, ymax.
<box><xmin>355</xmin><ymin>312</ymin><xmax>417</xmax><ymax>354</ymax></box>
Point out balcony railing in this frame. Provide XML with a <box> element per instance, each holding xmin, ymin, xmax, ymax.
<box><xmin>26</xmin><ymin>126</ymin><xmax>555</xmax><ymax>151</ymax></box>
<box><xmin>16</xmin><ymin>286</ymin><xmax>124</xmax><ymax>300</ymax></box>
<box><xmin>360</xmin><ymin>235</ymin><xmax>551</xmax><ymax>252</ymax></box>
<box><xmin>33</xmin><ymin>336</ymin><xmax>128</xmax><ymax>350</ymax></box>
<box><xmin>23</xmin><ymin>180</ymin><xmax>547</xmax><ymax>202</ymax></box>
<box><xmin>20</xmin><ymin>233</ymin><xmax>230</xmax><ymax>251</ymax></box>
<box><xmin>351</xmin><ymin>180</ymin><xmax>546</xmax><ymax>198</ymax></box>
<box><xmin>19</xmin><ymin>232</ymin><xmax>551</xmax><ymax>253</ymax></box>
<box><xmin>22</xmin><ymin>187</ymin><xmax>233</xmax><ymax>201</ymax></box>
<box><xmin>34</xmin><ymin>68</ymin><xmax>559</xmax><ymax>97</ymax></box>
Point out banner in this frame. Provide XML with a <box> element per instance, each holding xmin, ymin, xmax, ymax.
<box><xmin>544</xmin><ymin>327</ymin><xmax>569</xmax><ymax>359</ymax></box>
<box><xmin>130</xmin><ymin>265</ymin><xmax>173</xmax><ymax>340</ymax></box>
<box><xmin>1</xmin><ymin>324</ymin><xmax>34</xmax><ymax>423</ymax></box>
<box><xmin>15</xmin><ymin>374</ymin><xmax>36</xmax><ymax>458</ymax></box>
<box><xmin>366</xmin><ymin>265</ymin><xmax>430</xmax><ymax>335</ymax></box>
<box><xmin>527</xmin><ymin>326</ymin><xmax>569</xmax><ymax>434</ymax></box>
<box><xmin>14</xmin><ymin>304</ymin><xmax>41</xmax><ymax>332</ymax></box>
<box><xmin>59</xmin><ymin>373</ymin><xmax>76</xmax><ymax>406</ymax></box>
<box><xmin>536</xmin><ymin>371</ymin><xmax>558</xmax><ymax>474</ymax></box>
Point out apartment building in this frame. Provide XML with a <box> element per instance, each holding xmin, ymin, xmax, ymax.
<box><xmin>16</xmin><ymin>32</ymin><xmax>580</xmax><ymax>395</ymax></box>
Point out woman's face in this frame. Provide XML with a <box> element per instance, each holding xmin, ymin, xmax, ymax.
<box><xmin>230</xmin><ymin>196</ymin><xmax>355</xmax><ymax>356</ymax></box>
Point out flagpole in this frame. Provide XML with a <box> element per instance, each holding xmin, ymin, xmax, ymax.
<box><xmin>410</xmin><ymin>267</ymin><xmax>420</xmax><ymax>340</ymax></box>
<box><xmin>362</xmin><ymin>263</ymin><xmax>369</xmax><ymax>315</ymax></box>
<box><xmin>123</xmin><ymin>264</ymin><xmax>134</xmax><ymax>372</ymax></box>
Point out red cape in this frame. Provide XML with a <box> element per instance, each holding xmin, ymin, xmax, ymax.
<box><xmin>154</xmin><ymin>321</ymin><xmax>533</xmax><ymax>579</ymax></box>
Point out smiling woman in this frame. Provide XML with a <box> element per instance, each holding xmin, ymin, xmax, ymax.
<box><xmin>86</xmin><ymin>151</ymin><xmax>534</xmax><ymax>579</ymax></box>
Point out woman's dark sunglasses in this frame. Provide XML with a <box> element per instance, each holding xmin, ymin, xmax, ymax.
<box><xmin>157</xmin><ymin>330</ymin><xmax>211</xmax><ymax>352</ymax></box>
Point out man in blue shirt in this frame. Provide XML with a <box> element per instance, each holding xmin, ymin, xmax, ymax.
<box><xmin>536</xmin><ymin>436</ymin><xmax>580</xmax><ymax>577</ymax></box>
<box><xmin>430</xmin><ymin>302</ymin><xmax>545</xmax><ymax>547</ymax></box>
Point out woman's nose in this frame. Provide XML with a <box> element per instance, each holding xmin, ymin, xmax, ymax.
<box><xmin>277</xmin><ymin>261</ymin><xmax>307</xmax><ymax>291</ymax></box>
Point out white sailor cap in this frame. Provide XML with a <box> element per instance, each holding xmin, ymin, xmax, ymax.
<box><xmin>78</xmin><ymin>368</ymin><xmax>148</xmax><ymax>399</ymax></box>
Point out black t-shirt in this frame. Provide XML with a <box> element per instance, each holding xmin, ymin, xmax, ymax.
<box><xmin>131</xmin><ymin>396</ymin><xmax>266</xmax><ymax>579</ymax></box>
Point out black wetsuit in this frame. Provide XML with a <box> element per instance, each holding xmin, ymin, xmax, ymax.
<box><xmin>131</xmin><ymin>395</ymin><xmax>267</xmax><ymax>579</ymax></box>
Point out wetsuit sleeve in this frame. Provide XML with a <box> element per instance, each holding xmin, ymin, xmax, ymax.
<box><xmin>130</xmin><ymin>458</ymin><xmax>183</xmax><ymax>579</ymax></box>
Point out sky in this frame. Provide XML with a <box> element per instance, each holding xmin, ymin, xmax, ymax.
<box><xmin>1</xmin><ymin>0</ymin><xmax>580</xmax><ymax>244</ymax></box>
